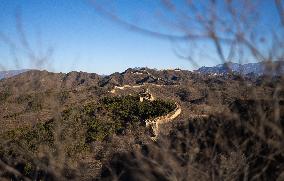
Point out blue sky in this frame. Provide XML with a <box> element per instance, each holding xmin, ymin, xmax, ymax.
<box><xmin>0</xmin><ymin>0</ymin><xmax>281</xmax><ymax>74</ymax></box>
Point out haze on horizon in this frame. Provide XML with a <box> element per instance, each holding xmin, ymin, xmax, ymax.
<box><xmin>0</xmin><ymin>0</ymin><xmax>282</xmax><ymax>75</ymax></box>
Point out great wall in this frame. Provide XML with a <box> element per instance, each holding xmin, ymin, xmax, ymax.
<box><xmin>110</xmin><ymin>84</ymin><xmax>182</xmax><ymax>138</ymax></box>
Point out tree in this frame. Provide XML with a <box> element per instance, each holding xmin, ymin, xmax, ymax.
<box><xmin>90</xmin><ymin>0</ymin><xmax>284</xmax><ymax>68</ymax></box>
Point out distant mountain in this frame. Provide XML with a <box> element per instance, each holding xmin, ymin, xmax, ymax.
<box><xmin>196</xmin><ymin>61</ymin><xmax>284</xmax><ymax>76</ymax></box>
<box><xmin>0</xmin><ymin>69</ymin><xmax>30</xmax><ymax>80</ymax></box>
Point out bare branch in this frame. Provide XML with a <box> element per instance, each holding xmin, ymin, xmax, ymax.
<box><xmin>0</xmin><ymin>159</ymin><xmax>32</xmax><ymax>181</ymax></box>
<box><xmin>275</xmin><ymin>0</ymin><xmax>284</xmax><ymax>26</ymax></box>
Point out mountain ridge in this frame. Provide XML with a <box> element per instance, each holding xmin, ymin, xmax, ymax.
<box><xmin>2</xmin><ymin>61</ymin><xmax>283</xmax><ymax>81</ymax></box>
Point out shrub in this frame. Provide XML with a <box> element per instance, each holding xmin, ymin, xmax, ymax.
<box><xmin>0</xmin><ymin>88</ymin><xmax>11</xmax><ymax>102</ymax></box>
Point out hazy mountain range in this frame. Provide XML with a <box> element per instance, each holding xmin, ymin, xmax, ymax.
<box><xmin>196</xmin><ymin>61</ymin><xmax>284</xmax><ymax>75</ymax></box>
<box><xmin>0</xmin><ymin>69</ymin><xmax>30</xmax><ymax>80</ymax></box>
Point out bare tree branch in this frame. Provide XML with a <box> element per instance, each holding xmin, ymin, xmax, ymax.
<box><xmin>275</xmin><ymin>0</ymin><xmax>284</xmax><ymax>26</ymax></box>
<box><xmin>0</xmin><ymin>159</ymin><xmax>32</xmax><ymax>181</ymax></box>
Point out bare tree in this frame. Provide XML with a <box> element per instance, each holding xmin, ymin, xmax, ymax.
<box><xmin>90</xmin><ymin>0</ymin><xmax>284</xmax><ymax>67</ymax></box>
<box><xmin>0</xmin><ymin>10</ymin><xmax>54</xmax><ymax>71</ymax></box>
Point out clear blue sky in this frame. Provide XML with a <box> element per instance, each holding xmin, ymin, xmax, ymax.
<box><xmin>0</xmin><ymin>0</ymin><xmax>281</xmax><ymax>74</ymax></box>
